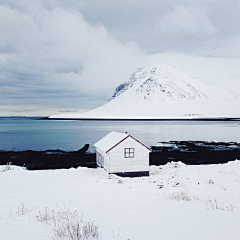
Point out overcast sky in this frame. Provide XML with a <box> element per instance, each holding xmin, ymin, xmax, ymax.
<box><xmin>1</xmin><ymin>0</ymin><xmax>240</xmax><ymax>116</ymax></box>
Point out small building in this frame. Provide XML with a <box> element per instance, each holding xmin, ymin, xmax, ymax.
<box><xmin>94</xmin><ymin>131</ymin><xmax>151</xmax><ymax>177</ymax></box>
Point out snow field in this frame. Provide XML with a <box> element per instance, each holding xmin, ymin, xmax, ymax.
<box><xmin>0</xmin><ymin>161</ymin><xmax>240</xmax><ymax>240</ymax></box>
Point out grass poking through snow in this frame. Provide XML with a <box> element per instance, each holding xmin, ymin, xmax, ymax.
<box><xmin>36</xmin><ymin>205</ymin><xmax>100</xmax><ymax>240</ymax></box>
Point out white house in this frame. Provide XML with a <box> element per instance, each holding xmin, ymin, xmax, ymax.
<box><xmin>94</xmin><ymin>131</ymin><xmax>151</xmax><ymax>177</ymax></box>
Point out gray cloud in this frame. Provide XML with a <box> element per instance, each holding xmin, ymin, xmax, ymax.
<box><xmin>0</xmin><ymin>3</ymin><xmax>141</xmax><ymax>108</ymax></box>
<box><xmin>157</xmin><ymin>4</ymin><xmax>217</xmax><ymax>36</ymax></box>
<box><xmin>1</xmin><ymin>0</ymin><xmax>240</xmax><ymax>116</ymax></box>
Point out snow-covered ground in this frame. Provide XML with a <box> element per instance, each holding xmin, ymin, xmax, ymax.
<box><xmin>1</xmin><ymin>161</ymin><xmax>240</xmax><ymax>240</ymax></box>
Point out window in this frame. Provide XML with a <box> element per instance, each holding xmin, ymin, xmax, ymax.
<box><xmin>125</xmin><ymin>148</ymin><xmax>134</xmax><ymax>158</ymax></box>
<box><xmin>97</xmin><ymin>152</ymin><xmax>104</xmax><ymax>166</ymax></box>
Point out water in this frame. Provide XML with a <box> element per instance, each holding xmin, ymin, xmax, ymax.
<box><xmin>0</xmin><ymin>117</ymin><xmax>240</xmax><ymax>151</ymax></box>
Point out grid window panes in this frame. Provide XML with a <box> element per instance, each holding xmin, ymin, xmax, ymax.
<box><xmin>125</xmin><ymin>148</ymin><xmax>134</xmax><ymax>158</ymax></box>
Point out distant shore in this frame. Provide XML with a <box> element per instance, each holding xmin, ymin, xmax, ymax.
<box><xmin>42</xmin><ymin>117</ymin><xmax>240</xmax><ymax>121</ymax></box>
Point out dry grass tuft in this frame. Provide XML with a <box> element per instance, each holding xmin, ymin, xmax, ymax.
<box><xmin>37</xmin><ymin>205</ymin><xmax>100</xmax><ymax>240</ymax></box>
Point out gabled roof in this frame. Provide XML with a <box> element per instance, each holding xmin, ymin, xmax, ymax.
<box><xmin>94</xmin><ymin>131</ymin><xmax>151</xmax><ymax>153</ymax></box>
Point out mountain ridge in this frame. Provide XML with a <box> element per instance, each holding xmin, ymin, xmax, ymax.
<box><xmin>49</xmin><ymin>64</ymin><xmax>240</xmax><ymax>119</ymax></box>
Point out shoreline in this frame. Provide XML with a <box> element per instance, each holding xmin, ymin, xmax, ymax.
<box><xmin>1</xmin><ymin>141</ymin><xmax>239</xmax><ymax>171</ymax></box>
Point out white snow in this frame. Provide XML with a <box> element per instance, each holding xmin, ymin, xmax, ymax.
<box><xmin>1</xmin><ymin>161</ymin><xmax>240</xmax><ymax>240</ymax></box>
<box><xmin>49</xmin><ymin>64</ymin><xmax>240</xmax><ymax>119</ymax></box>
<box><xmin>94</xmin><ymin>131</ymin><xmax>127</xmax><ymax>152</ymax></box>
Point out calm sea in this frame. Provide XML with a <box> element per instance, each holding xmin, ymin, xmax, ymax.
<box><xmin>0</xmin><ymin>117</ymin><xmax>240</xmax><ymax>151</ymax></box>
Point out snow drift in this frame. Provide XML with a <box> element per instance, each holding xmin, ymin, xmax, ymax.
<box><xmin>50</xmin><ymin>64</ymin><xmax>240</xmax><ymax>119</ymax></box>
<box><xmin>1</xmin><ymin>161</ymin><xmax>240</xmax><ymax>240</ymax></box>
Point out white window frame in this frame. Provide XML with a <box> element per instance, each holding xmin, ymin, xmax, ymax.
<box><xmin>124</xmin><ymin>148</ymin><xmax>134</xmax><ymax>158</ymax></box>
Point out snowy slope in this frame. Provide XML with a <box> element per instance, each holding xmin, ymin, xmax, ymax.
<box><xmin>0</xmin><ymin>161</ymin><xmax>240</xmax><ymax>240</ymax></box>
<box><xmin>50</xmin><ymin>64</ymin><xmax>240</xmax><ymax>119</ymax></box>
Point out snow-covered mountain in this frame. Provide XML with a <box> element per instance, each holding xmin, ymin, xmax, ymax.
<box><xmin>50</xmin><ymin>64</ymin><xmax>240</xmax><ymax>119</ymax></box>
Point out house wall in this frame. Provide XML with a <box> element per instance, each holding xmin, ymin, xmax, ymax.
<box><xmin>108</xmin><ymin>137</ymin><xmax>150</xmax><ymax>173</ymax></box>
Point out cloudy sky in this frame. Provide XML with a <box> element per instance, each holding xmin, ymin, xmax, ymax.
<box><xmin>1</xmin><ymin>0</ymin><xmax>240</xmax><ymax>116</ymax></box>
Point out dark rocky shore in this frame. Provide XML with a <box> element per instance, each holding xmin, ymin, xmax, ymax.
<box><xmin>0</xmin><ymin>144</ymin><xmax>96</xmax><ymax>170</ymax></box>
<box><xmin>0</xmin><ymin>141</ymin><xmax>240</xmax><ymax>170</ymax></box>
<box><xmin>150</xmin><ymin>141</ymin><xmax>240</xmax><ymax>165</ymax></box>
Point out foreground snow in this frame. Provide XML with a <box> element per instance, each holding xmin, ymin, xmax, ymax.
<box><xmin>1</xmin><ymin>161</ymin><xmax>240</xmax><ymax>240</ymax></box>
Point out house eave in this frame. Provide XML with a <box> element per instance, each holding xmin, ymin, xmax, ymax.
<box><xmin>106</xmin><ymin>135</ymin><xmax>151</xmax><ymax>153</ymax></box>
